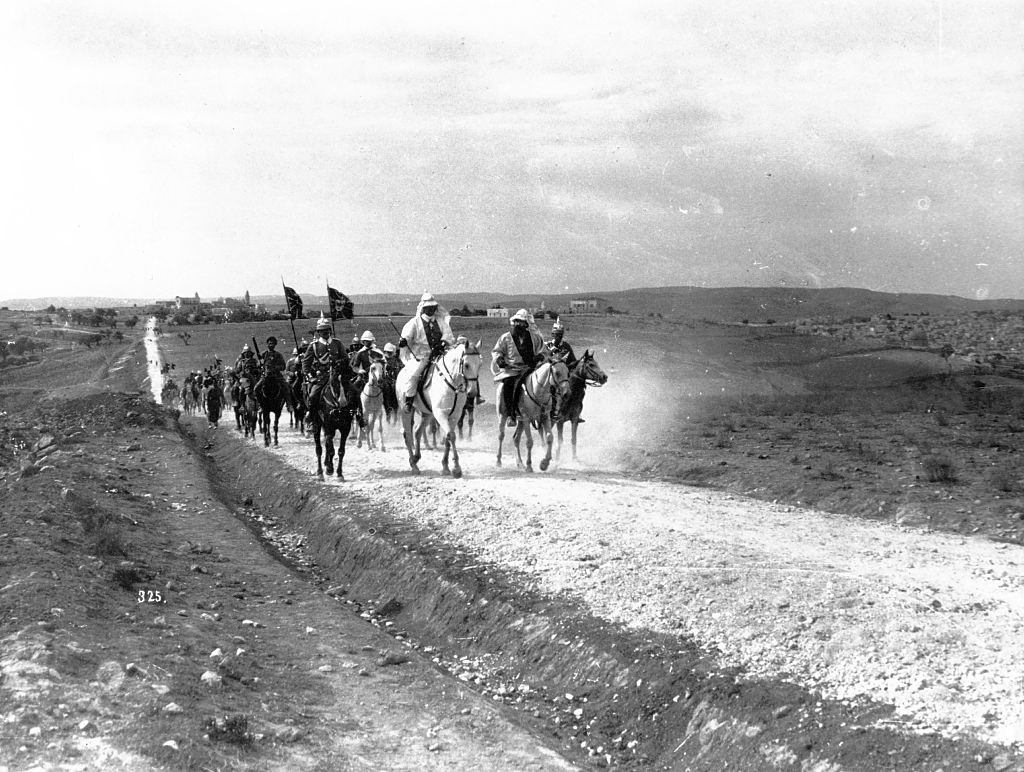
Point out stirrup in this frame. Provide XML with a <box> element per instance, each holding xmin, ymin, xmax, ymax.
<box><xmin>577</xmin><ymin>417</ymin><xmax>585</xmax><ymax>423</ymax></box>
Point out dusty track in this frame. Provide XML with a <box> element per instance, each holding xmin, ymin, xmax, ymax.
<box><xmin>150</xmin><ymin>323</ymin><xmax>1024</xmax><ymax>770</ymax></box>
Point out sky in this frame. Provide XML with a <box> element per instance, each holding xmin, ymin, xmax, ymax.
<box><xmin>1</xmin><ymin>0</ymin><xmax>1022</xmax><ymax>301</ymax></box>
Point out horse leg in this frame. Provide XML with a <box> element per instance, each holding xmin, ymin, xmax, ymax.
<box><xmin>555</xmin><ymin>419</ymin><xmax>564</xmax><ymax>461</ymax></box>
<box><xmin>262</xmin><ymin>408</ymin><xmax>271</xmax><ymax>446</ymax></box>
<box><xmin>324</xmin><ymin>428</ymin><xmax>335</xmax><ymax>476</ymax></box>
<box><xmin>338</xmin><ymin>414</ymin><xmax>353</xmax><ymax>480</ymax></box>
<box><xmin>440</xmin><ymin>422</ymin><xmax>452</xmax><ymax>476</ymax></box>
<box><xmin>402</xmin><ymin>413</ymin><xmax>420</xmax><ymax>475</ymax></box>
<box><xmin>512</xmin><ymin>421</ymin><xmax>526</xmax><ymax>470</ymax></box>
<box><xmin>466</xmin><ymin>406</ymin><xmax>474</xmax><ymax>442</ymax></box>
<box><xmin>496</xmin><ymin>405</ymin><xmax>506</xmax><ymax>467</ymax></box>
<box><xmin>273</xmin><ymin>409</ymin><xmax>280</xmax><ymax>446</ymax></box>
<box><xmin>571</xmin><ymin>419</ymin><xmax>579</xmax><ymax>461</ymax></box>
<box><xmin>313</xmin><ymin>424</ymin><xmax>324</xmax><ymax>477</ymax></box>
<box><xmin>539</xmin><ymin>418</ymin><xmax>553</xmax><ymax>472</ymax></box>
<box><xmin>522</xmin><ymin>422</ymin><xmax>534</xmax><ymax>473</ymax></box>
<box><xmin>447</xmin><ymin>423</ymin><xmax>462</xmax><ymax>479</ymax></box>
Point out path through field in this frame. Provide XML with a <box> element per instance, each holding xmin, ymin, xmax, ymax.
<box><xmin>200</xmin><ymin>402</ymin><xmax>1024</xmax><ymax>749</ymax></box>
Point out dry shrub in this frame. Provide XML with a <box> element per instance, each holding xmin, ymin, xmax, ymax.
<box><xmin>922</xmin><ymin>454</ymin><xmax>957</xmax><ymax>483</ymax></box>
<box><xmin>90</xmin><ymin>522</ymin><xmax>130</xmax><ymax>557</ymax></box>
<box><xmin>204</xmin><ymin>714</ymin><xmax>253</xmax><ymax>745</ymax></box>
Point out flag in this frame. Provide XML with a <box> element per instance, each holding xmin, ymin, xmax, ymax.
<box><xmin>328</xmin><ymin>286</ymin><xmax>354</xmax><ymax>320</ymax></box>
<box><xmin>283</xmin><ymin>285</ymin><xmax>303</xmax><ymax>320</ymax></box>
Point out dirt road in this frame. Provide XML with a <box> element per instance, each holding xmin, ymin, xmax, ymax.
<box><xmin>218</xmin><ymin>409</ymin><xmax>1024</xmax><ymax>748</ymax></box>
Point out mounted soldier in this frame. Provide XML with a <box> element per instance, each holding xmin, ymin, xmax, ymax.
<box><xmin>381</xmin><ymin>341</ymin><xmax>402</xmax><ymax>418</ymax></box>
<box><xmin>545</xmin><ymin>318</ymin><xmax>580</xmax><ymax>422</ymax></box>
<box><xmin>347</xmin><ymin>335</ymin><xmax>362</xmax><ymax>355</ymax></box>
<box><xmin>350</xmin><ymin>330</ymin><xmax>385</xmax><ymax>377</ymax></box>
<box><xmin>398</xmin><ymin>292</ymin><xmax>455</xmax><ymax>412</ymax></box>
<box><xmin>234</xmin><ymin>344</ymin><xmax>260</xmax><ymax>383</ymax></box>
<box><xmin>302</xmin><ymin>317</ymin><xmax>360</xmax><ymax>421</ymax></box>
<box><xmin>256</xmin><ymin>336</ymin><xmax>288</xmax><ymax>395</ymax></box>
<box><xmin>492</xmin><ymin>309</ymin><xmax>547</xmax><ymax>426</ymax></box>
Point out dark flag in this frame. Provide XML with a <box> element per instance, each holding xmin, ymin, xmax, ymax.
<box><xmin>283</xmin><ymin>285</ymin><xmax>303</xmax><ymax>320</ymax></box>
<box><xmin>327</xmin><ymin>286</ymin><xmax>354</xmax><ymax>320</ymax></box>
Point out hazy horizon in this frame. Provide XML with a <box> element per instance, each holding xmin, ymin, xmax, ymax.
<box><xmin>3</xmin><ymin>2</ymin><xmax>1022</xmax><ymax>300</ymax></box>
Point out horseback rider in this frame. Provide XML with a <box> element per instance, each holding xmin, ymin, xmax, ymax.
<box><xmin>302</xmin><ymin>317</ymin><xmax>360</xmax><ymax>420</ymax></box>
<box><xmin>545</xmin><ymin>318</ymin><xmax>581</xmax><ymax>422</ymax></box>
<box><xmin>381</xmin><ymin>341</ymin><xmax>401</xmax><ymax>416</ymax></box>
<box><xmin>492</xmin><ymin>309</ymin><xmax>547</xmax><ymax>426</ymax></box>
<box><xmin>256</xmin><ymin>336</ymin><xmax>288</xmax><ymax>394</ymax></box>
<box><xmin>350</xmin><ymin>330</ymin><xmax>385</xmax><ymax>376</ymax></box>
<box><xmin>347</xmin><ymin>335</ymin><xmax>362</xmax><ymax>355</ymax></box>
<box><xmin>234</xmin><ymin>344</ymin><xmax>260</xmax><ymax>384</ymax></box>
<box><xmin>398</xmin><ymin>292</ymin><xmax>455</xmax><ymax>412</ymax></box>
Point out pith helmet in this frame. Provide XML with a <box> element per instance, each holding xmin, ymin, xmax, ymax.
<box><xmin>510</xmin><ymin>308</ymin><xmax>530</xmax><ymax>324</ymax></box>
<box><xmin>420</xmin><ymin>292</ymin><xmax>438</xmax><ymax>306</ymax></box>
<box><xmin>315</xmin><ymin>317</ymin><xmax>331</xmax><ymax>332</ymax></box>
<box><xmin>552</xmin><ymin>319</ymin><xmax>565</xmax><ymax>332</ymax></box>
<box><xmin>383</xmin><ymin>342</ymin><xmax>397</xmax><ymax>353</ymax></box>
<box><xmin>360</xmin><ymin>330</ymin><xmax>375</xmax><ymax>342</ymax></box>
<box><xmin>242</xmin><ymin>343</ymin><xmax>251</xmax><ymax>351</ymax></box>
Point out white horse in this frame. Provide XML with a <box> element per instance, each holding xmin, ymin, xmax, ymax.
<box><xmin>396</xmin><ymin>341</ymin><xmax>482</xmax><ymax>478</ymax></box>
<box><xmin>495</xmin><ymin>360</ymin><xmax>569</xmax><ymax>472</ymax></box>
<box><xmin>357</xmin><ymin>360</ymin><xmax>387</xmax><ymax>451</ymax></box>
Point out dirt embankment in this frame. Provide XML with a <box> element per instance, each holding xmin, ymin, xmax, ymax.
<box><xmin>0</xmin><ymin>339</ymin><xmax>576</xmax><ymax>770</ymax></box>
<box><xmin>189</xmin><ymin>415</ymin><xmax>1022</xmax><ymax>771</ymax></box>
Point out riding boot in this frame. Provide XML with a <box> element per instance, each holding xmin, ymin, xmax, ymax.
<box><xmin>476</xmin><ymin>395</ymin><xmax>486</xmax><ymax>405</ymax></box>
<box><xmin>404</xmin><ymin>395</ymin><xmax>415</xmax><ymax>413</ymax></box>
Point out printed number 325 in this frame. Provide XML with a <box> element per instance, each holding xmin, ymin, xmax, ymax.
<box><xmin>137</xmin><ymin>590</ymin><xmax>163</xmax><ymax>603</ymax></box>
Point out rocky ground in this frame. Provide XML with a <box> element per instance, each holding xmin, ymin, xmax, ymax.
<box><xmin>2</xmin><ymin>315</ymin><xmax>1023</xmax><ymax>771</ymax></box>
<box><xmin>0</xmin><ymin>334</ymin><xmax>574</xmax><ymax>770</ymax></box>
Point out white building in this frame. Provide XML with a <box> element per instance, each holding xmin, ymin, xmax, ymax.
<box><xmin>486</xmin><ymin>306</ymin><xmax>509</xmax><ymax>318</ymax></box>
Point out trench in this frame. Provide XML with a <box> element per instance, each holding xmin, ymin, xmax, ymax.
<box><xmin>168</xmin><ymin>417</ymin><xmax>1000</xmax><ymax>772</ymax></box>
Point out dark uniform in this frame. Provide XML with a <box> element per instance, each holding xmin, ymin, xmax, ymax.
<box><xmin>302</xmin><ymin>336</ymin><xmax>358</xmax><ymax>411</ymax></box>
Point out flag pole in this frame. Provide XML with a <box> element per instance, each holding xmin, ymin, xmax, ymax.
<box><xmin>281</xmin><ymin>276</ymin><xmax>299</xmax><ymax>352</ymax></box>
<box><xmin>326</xmin><ymin>276</ymin><xmax>336</xmax><ymax>338</ymax></box>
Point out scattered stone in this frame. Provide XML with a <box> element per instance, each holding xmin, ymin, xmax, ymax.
<box><xmin>125</xmin><ymin>662</ymin><xmax>144</xmax><ymax>677</ymax></box>
<box><xmin>773</xmin><ymin>705</ymin><xmax>791</xmax><ymax>719</ymax></box>
<box><xmin>276</xmin><ymin>726</ymin><xmax>304</xmax><ymax>743</ymax></box>
<box><xmin>162</xmin><ymin>703</ymin><xmax>184</xmax><ymax>714</ymax></box>
<box><xmin>304</xmin><ymin>626</ymin><xmax>317</xmax><ymax>636</ymax></box>
<box><xmin>992</xmin><ymin>754</ymin><xmax>1012</xmax><ymax>771</ymax></box>
<box><xmin>77</xmin><ymin>720</ymin><xmax>92</xmax><ymax>732</ymax></box>
<box><xmin>162</xmin><ymin>740</ymin><xmax>179</xmax><ymax>751</ymax></box>
<box><xmin>152</xmin><ymin>615</ymin><xmax>167</xmax><ymax>627</ymax></box>
<box><xmin>28</xmin><ymin>726</ymin><xmax>41</xmax><ymax>738</ymax></box>
<box><xmin>125</xmin><ymin>443</ymin><xmax>142</xmax><ymax>452</ymax></box>
<box><xmin>34</xmin><ymin>435</ymin><xmax>56</xmax><ymax>452</ymax></box>
<box><xmin>376</xmin><ymin>598</ymin><xmax>403</xmax><ymax>617</ymax></box>
<box><xmin>318</xmin><ymin>665</ymin><xmax>334</xmax><ymax>673</ymax></box>
<box><xmin>241</xmin><ymin>619</ymin><xmax>262</xmax><ymax>628</ymax></box>
<box><xmin>427</xmin><ymin>743</ymin><xmax>442</xmax><ymax>752</ymax></box>
<box><xmin>357</xmin><ymin>668</ymin><xmax>370</xmax><ymax>677</ymax></box>
<box><xmin>376</xmin><ymin>650</ymin><xmax>410</xmax><ymax>667</ymax></box>
<box><xmin>200</xmin><ymin>671</ymin><xmax>223</xmax><ymax>687</ymax></box>
<box><xmin>151</xmin><ymin>684</ymin><xmax>170</xmax><ymax>695</ymax></box>
<box><xmin>209</xmin><ymin>648</ymin><xmax>223</xmax><ymax>658</ymax></box>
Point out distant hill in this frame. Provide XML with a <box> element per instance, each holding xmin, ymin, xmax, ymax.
<box><xmin>6</xmin><ymin>287</ymin><xmax>1024</xmax><ymax>323</ymax></box>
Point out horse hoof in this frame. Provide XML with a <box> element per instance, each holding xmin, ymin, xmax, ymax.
<box><xmin>495</xmin><ymin>459</ymin><xmax>502</xmax><ymax>467</ymax></box>
<box><xmin>442</xmin><ymin>467</ymin><xmax>451</xmax><ymax>476</ymax></box>
<box><xmin>539</xmin><ymin>459</ymin><xmax>550</xmax><ymax>472</ymax></box>
<box><xmin>337</xmin><ymin>473</ymin><xmax>345</xmax><ymax>481</ymax></box>
<box><xmin>525</xmin><ymin>465</ymin><xmax>533</xmax><ymax>473</ymax></box>
<box><xmin>452</xmin><ymin>468</ymin><xmax>462</xmax><ymax>479</ymax></box>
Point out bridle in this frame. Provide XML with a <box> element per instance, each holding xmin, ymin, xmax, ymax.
<box><xmin>431</xmin><ymin>346</ymin><xmax>480</xmax><ymax>416</ymax></box>
<box><xmin>572</xmin><ymin>357</ymin><xmax>606</xmax><ymax>388</ymax></box>
<box><xmin>522</xmin><ymin>361</ymin><xmax>568</xmax><ymax>410</ymax></box>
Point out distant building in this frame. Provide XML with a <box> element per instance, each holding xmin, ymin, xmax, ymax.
<box><xmin>569</xmin><ymin>297</ymin><xmax>603</xmax><ymax>314</ymax></box>
<box><xmin>486</xmin><ymin>306</ymin><xmax>509</xmax><ymax>318</ymax></box>
<box><xmin>175</xmin><ymin>292</ymin><xmax>202</xmax><ymax>309</ymax></box>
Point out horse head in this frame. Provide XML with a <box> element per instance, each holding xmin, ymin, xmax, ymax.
<box><xmin>575</xmin><ymin>350</ymin><xmax>608</xmax><ymax>386</ymax></box>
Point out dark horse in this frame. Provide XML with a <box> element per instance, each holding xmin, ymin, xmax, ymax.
<box><xmin>555</xmin><ymin>350</ymin><xmax>608</xmax><ymax>461</ymax></box>
<box><xmin>307</xmin><ymin>366</ymin><xmax>355</xmax><ymax>480</ymax></box>
<box><xmin>255</xmin><ymin>377</ymin><xmax>288</xmax><ymax>447</ymax></box>
<box><xmin>284</xmin><ymin>371</ymin><xmax>307</xmax><ymax>435</ymax></box>
<box><xmin>231</xmin><ymin>375</ymin><xmax>259</xmax><ymax>439</ymax></box>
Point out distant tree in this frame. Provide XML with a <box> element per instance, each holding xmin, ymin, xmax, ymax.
<box><xmin>123</xmin><ymin>315</ymin><xmax>139</xmax><ymax>329</ymax></box>
<box><xmin>45</xmin><ymin>304</ymin><xmax>56</xmax><ymax>314</ymax></box>
<box><xmin>741</xmin><ymin>319</ymin><xmax>749</xmax><ymax>325</ymax></box>
<box><xmin>940</xmin><ymin>343</ymin><xmax>955</xmax><ymax>373</ymax></box>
